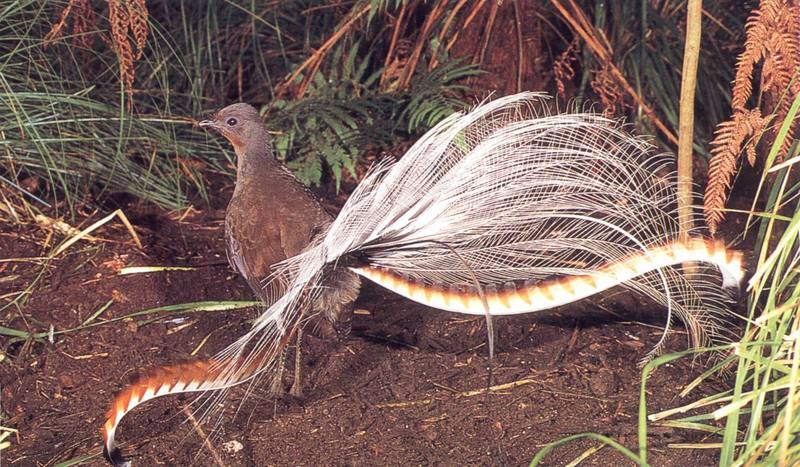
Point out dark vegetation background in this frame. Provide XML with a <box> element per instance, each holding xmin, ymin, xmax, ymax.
<box><xmin>1</xmin><ymin>0</ymin><xmax>748</xmax><ymax>213</ymax></box>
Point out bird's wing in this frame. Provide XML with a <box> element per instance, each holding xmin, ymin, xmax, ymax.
<box><xmin>279</xmin><ymin>209</ymin><xmax>331</xmax><ymax>258</ymax></box>
<box><xmin>225</xmin><ymin>208</ymin><xmax>287</xmax><ymax>304</ymax></box>
<box><xmin>272</xmin><ymin>167</ymin><xmax>334</xmax><ymax>258</ymax></box>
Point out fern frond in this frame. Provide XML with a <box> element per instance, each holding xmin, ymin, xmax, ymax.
<box><xmin>705</xmin><ymin>118</ymin><xmax>747</xmax><ymax>231</ymax></box>
<box><xmin>704</xmin><ymin>0</ymin><xmax>800</xmax><ymax>233</ymax></box>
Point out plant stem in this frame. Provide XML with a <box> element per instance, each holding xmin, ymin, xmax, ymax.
<box><xmin>678</xmin><ymin>0</ymin><xmax>702</xmax><ymax>239</ymax></box>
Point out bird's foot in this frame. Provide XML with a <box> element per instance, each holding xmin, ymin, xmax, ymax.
<box><xmin>290</xmin><ymin>328</ymin><xmax>304</xmax><ymax>398</ymax></box>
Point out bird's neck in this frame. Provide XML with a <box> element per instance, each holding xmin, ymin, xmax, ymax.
<box><xmin>233</xmin><ymin>137</ymin><xmax>278</xmax><ymax>183</ymax></box>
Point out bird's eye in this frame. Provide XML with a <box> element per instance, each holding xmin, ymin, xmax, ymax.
<box><xmin>226</xmin><ymin>117</ymin><xmax>238</xmax><ymax>126</ymax></box>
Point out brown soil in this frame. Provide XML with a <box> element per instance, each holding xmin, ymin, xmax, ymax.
<box><xmin>1</xmin><ymin>181</ymin><xmax>734</xmax><ymax>467</ymax></box>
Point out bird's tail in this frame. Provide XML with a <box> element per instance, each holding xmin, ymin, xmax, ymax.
<box><xmin>102</xmin><ymin>246</ymin><xmax>325</xmax><ymax>465</ymax></box>
<box><xmin>351</xmin><ymin>238</ymin><xmax>744</xmax><ymax>316</ymax></box>
<box><xmin>101</xmin><ymin>331</ymin><xmax>294</xmax><ymax>465</ymax></box>
<box><xmin>101</xmin><ymin>92</ymin><xmax>746</xmax><ymax>464</ymax></box>
<box><xmin>323</xmin><ymin>92</ymin><xmax>745</xmax><ymax>353</ymax></box>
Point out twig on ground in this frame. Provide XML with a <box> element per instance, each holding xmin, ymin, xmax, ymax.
<box><xmin>182</xmin><ymin>406</ymin><xmax>227</xmax><ymax>467</ymax></box>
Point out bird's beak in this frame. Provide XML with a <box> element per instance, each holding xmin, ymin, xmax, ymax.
<box><xmin>198</xmin><ymin>119</ymin><xmax>217</xmax><ymax>129</ymax></box>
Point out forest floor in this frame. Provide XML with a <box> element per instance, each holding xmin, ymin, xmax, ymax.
<box><xmin>1</xmin><ymin>176</ymin><xmax>738</xmax><ymax>466</ymax></box>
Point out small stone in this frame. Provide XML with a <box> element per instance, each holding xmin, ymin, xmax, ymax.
<box><xmin>58</xmin><ymin>374</ymin><xmax>75</xmax><ymax>388</ymax></box>
<box><xmin>588</xmin><ymin>368</ymin><xmax>617</xmax><ymax>396</ymax></box>
<box><xmin>222</xmin><ymin>440</ymin><xmax>243</xmax><ymax>454</ymax></box>
<box><xmin>111</xmin><ymin>289</ymin><xmax>128</xmax><ymax>303</ymax></box>
<box><xmin>420</xmin><ymin>425</ymin><xmax>438</xmax><ymax>442</ymax></box>
<box><xmin>125</xmin><ymin>319</ymin><xmax>139</xmax><ymax>333</ymax></box>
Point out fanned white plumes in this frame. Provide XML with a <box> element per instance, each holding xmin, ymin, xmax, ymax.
<box><xmin>213</xmin><ymin>92</ymin><xmax>735</xmax><ymax>387</ymax></box>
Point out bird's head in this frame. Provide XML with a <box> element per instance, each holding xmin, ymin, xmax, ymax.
<box><xmin>199</xmin><ymin>103</ymin><xmax>264</xmax><ymax>153</ymax></box>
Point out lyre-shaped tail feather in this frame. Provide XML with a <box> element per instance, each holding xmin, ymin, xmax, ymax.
<box><xmin>102</xmin><ymin>360</ymin><xmax>216</xmax><ymax>466</ymax></box>
<box><xmin>102</xmin><ymin>244</ymin><xmax>326</xmax><ymax>465</ymax></box>
<box><xmin>101</xmin><ymin>324</ymin><xmax>300</xmax><ymax>466</ymax></box>
<box><xmin>352</xmin><ymin>238</ymin><xmax>744</xmax><ymax>316</ymax></box>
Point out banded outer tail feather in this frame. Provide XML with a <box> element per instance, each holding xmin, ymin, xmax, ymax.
<box><xmin>351</xmin><ymin>238</ymin><xmax>744</xmax><ymax>316</ymax></box>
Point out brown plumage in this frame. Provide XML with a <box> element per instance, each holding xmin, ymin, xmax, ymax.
<box><xmin>201</xmin><ymin>103</ymin><xmax>361</xmax><ymax>389</ymax></box>
<box><xmin>205</xmin><ymin>104</ymin><xmax>331</xmax><ymax>299</ymax></box>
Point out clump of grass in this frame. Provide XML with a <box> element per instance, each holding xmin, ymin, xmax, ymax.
<box><xmin>2</xmin><ymin>1</ymin><xmax>479</xmax><ymax>214</ymax></box>
<box><xmin>676</xmin><ymin>92</ymin><xmax>800</xmax><ymax>466</ymax></box>
<box><xmin>1</xmin><ymin>0</ymin><xmax>230</xmax><ymax>214</ymax></box>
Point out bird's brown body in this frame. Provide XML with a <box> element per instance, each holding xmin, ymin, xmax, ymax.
<box><xmin>224</xmin><ymin>158</ymin><xmax>361</xmax><ymax>337</ymax></box>
<box><xmin>104</xmin><ymin>103</ymin><xmax>362</xmax><ymax>465</ymax></box>
<box><xmin>224</xmin><ymin>159</ymin><xmax>325</xmax><ymax>301</ymax></box>
<box><xmin>214</xmin><ymin>103</ymin><xmax>360</xmax><ymax>338</ymax></box>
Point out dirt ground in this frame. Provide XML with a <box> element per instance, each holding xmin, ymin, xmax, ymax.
<box><xmin>1</xmin><ymin>177</ymin><xmax>736</xmax><ymax>467</ymax></box>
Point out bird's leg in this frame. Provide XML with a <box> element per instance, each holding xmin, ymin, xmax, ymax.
<box><xmin>269</xmin><ymin>348</ymin><xmax>286</xmax><ymax>397</ymax></box>
<box><xmin>289</xmin><ymin>327</ymin><xmax>304</xmax><ymax>397</ymax></box>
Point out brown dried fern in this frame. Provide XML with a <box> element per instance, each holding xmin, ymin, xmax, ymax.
<box><xmin>554</xmin><ymin>37</ymin><xmax>580</xmax><ymax>99</ymax></box>
<box><xmin>44</xmin><ymin>0</ymin><xmax>98</xmax><ymax>51</ymax></box>
<box><xmin>704</xmin><ymin>0</ymin><xmax>800</xmax><ymax>234</ymax></box>
<box><xmin>45</xmin><ymin>0</ymin><xmax>149</xmax><ymax>110</ymax></box>
<box><xmin>126</xmin><ymin>0</ymin><xmax>148</xmax><ymax>60</ymax></box>
<box><xmin>591</xmin><ymin>63</ymin><xmax>628</xmax><ymax>117</ymax></box>
<box><xmin>107</xmin><ymin>0</ymin><xmax>135</xmax><ymax>105</ymax></box>
<box><xmin>72</xmin><ymin>0</ymin><xmax>99</xmax><ymax>52</ymax></box>
<box><xmin>43</xmin><ymin>0</ymin><xmax>76</xmax><ymax>44</ymax></box>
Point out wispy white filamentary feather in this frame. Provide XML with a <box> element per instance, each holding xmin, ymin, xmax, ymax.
<box><xmin>103</xmin><ymin>93</ymin><xmax>743</xmax><ymax>464</ymax></box>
